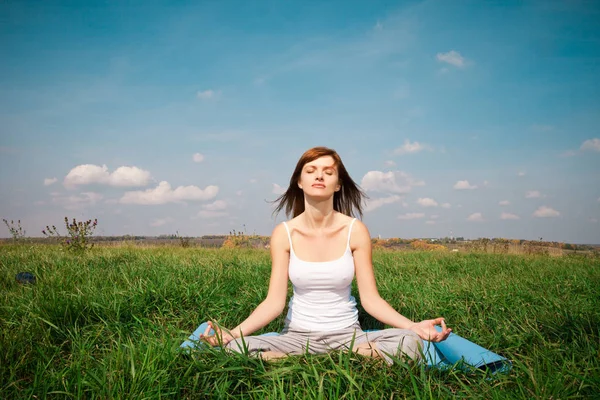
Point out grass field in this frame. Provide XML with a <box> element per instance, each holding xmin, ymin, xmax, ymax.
<box><xmin>1</xmin><ymin>245</ymin><xmax>599</xmax><ymax>399</ymax></box>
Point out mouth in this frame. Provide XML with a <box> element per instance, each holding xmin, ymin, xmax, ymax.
<box><xmin>312</xmin><ymin>184</ymin><xmax>325</xmax><ymax>188</ymax></box>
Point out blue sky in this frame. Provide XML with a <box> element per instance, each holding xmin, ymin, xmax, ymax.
<box><xmin>1</xmin><ymin>0</ymin><xmax>599</xmax><ymax>244</ymax></box>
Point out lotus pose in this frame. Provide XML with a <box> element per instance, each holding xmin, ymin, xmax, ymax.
<box><xmin>201</xmin><ymin>147</ymin><xmax>451</xmax><ymax>363</ymax></box>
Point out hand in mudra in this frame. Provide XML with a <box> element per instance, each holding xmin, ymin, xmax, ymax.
<box><xmin>199</xmin><ymin>321</ymin><xmax>235</xmax><ymax>347</ymax></box>
<box><xmin>409</xmin><ymin>317</ymin><xmax>452</xmax><ymax>342</ymax></box>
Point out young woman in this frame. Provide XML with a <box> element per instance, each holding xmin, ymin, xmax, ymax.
<box><xmin>200</xmin><ymin>147</ymin><xmax>451</xmax><ymax>364</ymax></box>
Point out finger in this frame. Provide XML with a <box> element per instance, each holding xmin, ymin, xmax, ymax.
<box><xmin>441</xmin><ymin>319</ymin><xmax>447</xmax><ymax>331</ymax></box>
<box><xmin>430</xmin><ymin>317</ymin><xmax>444</xmax><ymax>326</ymax></box>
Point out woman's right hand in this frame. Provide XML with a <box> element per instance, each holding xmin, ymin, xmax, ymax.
<box><xmin>200</xmin><ymin>321</ymin><xmax>235</xmax><ymax>347</ymax></box>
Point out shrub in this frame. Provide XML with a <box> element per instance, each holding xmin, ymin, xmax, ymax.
<box><xmin>2</xmin><ymin>218</ymin><xmax>26</xmax><ymax>242</ymax></box>
<box><xmin>43</xmin><ymin>217</ymin><xmax>98</xmax><ymax>253</ymax></box>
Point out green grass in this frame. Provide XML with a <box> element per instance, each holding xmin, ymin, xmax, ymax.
<box><xmin>1</xmin><ymin>245</ymin><xmax>599</xmax><ymax>399</ymax></box>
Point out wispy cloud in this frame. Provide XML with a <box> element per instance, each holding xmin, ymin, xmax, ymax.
<box><xmin>197</xmin><ymin>199</ymin><xmax>228</xmax><ymax>219</ymax></box>
<box><xmin>51</xmin><ymin>191</ymin><xmax>103</xmax><ymax>211</ymax></box>
<box><xmin>44</xmin><ymin>177</ymin><xmax>57</xmax><ymax>186</ymax></box>
<box><xmin>436</xmin><ymin>50</ymin><xmax>466</xmax><ymax>68</ymax></box>
<box><xmin>272</xmin><ymin>183</ymin><xmax>286</xmax><ymax>195</ymax></box>
<box><xmin>441</xmin><ymin>203</ymin><xmax>451</xmax><ymax>209</ymax></box>
<box><xmin>581</xmin><ymin>138</ymin><xmax>600</xmax><ymax>152</ymax></box>
<box><xmin>500</xmin><ymin>212</ymin><xmax>520</xmax><ymax>220</ymax></box>
<box><xmin>525</xmin><ymin>190</ymin><xmax>543</xmax><ymax>199</ymax></box>
<box><xmin>120</xmin><ymin>181</ymin><xmax>218</xmax><ymax>205</ymax></box>
<box><xmin>533</xmin><ymin>206</ymin><xmax>560</xmax><ymax>218</ymax></box>
<box><xmin>196</xmin><ymin>89</ymin><xmax>220</xmax><ymax>100</ymax></box>
<box><xmin>467</xmin><ymin>212</ymin><xmax>484</xmax><ymax>222</ymax></box>
<box><xmin>193</xmin><ymin>153</ymin><xmax>205</xmax><ymax>163</ymax></box>
<box><xmin>453</xmin><ymin>180</ymin><xmax>477</xmax><ymax>190</ymax></box>
<box><xmin>518</xmin><ymin>171</ymin><xmax>526</xmax><ymax>177</ymax></box>
<box><xmin>499</xmin><ymin>200</ymin><xmax>510</xmax><ymax>206</ymax></box>
<box><xmin>393</xmin><ymin>139</ymin><xmax>430</xmax><ymax>155</ymax></box>
<box><xmin>150</xmin><ymin>217</ymin><xmax>173</xmax><ymax>227</ymax></box>
<box><xmin>559</xmin><ymin>150</ymin><xmax>577</xmax><ymax>158</ymax></box>
<box><xmin>365</xmin><ymin>195</ymin><xmax>403</xmax><ymax>212</ymax></box>
<box><xmin>398</xmin><ymin>212</ymin><xmax>425</xmax><ymax>220</ymax></box>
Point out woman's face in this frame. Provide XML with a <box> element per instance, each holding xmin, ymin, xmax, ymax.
<box><xmin>298</xmin><ymin>155</ymin><xmax>341</xmax><ymax>197</ymax></box>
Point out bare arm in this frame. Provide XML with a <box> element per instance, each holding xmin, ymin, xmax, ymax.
<box><xmin>352</xmin><ymin>221</ymin><xmax>451</xmax><ymax>342</ymax></box>
<box><xmin>229</xmin><ymin>223</ymin><xmax>290</xmax><ymax>339</ymax></box>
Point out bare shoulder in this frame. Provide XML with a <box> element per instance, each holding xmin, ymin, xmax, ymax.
<box><xmin>270</xmin><ymin>223</ymin><xmax>290</xmax><ymax>251</ymax></box>
<box><xmin>350</xmin><ymin>219</ymin><xmax>371</xmax><ymax>249</ymax></box>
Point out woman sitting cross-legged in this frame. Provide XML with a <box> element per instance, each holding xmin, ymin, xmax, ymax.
<box><xmin>200</xmin><ymin>146</ymin><xmax>451</xmax><ymax>364</ymax></box>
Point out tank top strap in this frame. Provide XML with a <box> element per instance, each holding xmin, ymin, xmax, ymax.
<box><xmin>282</xmin><ymin>221</ymin><xmax>294</xmax><ymax>254</ymax></box>
<box><xmin>347</xmin><ymin>218</ymin><xmax>357</xmax><ymax>248</ymax></box>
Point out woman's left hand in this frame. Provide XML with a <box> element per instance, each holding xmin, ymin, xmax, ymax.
<box><xmin>408</xmin><ymin>317</ymin><xmax>452</xmax><ymax>342</ymax></box>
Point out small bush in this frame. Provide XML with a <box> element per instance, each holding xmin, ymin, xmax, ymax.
<box><xmin>43</xmin><ymin>217</ymin><xmax>98</xmax><ymax>253</ymax></box>
<box><xmin>2</xmin><ymin>218</ymin><xmax>26</xmax><ymax>242</ymax></box>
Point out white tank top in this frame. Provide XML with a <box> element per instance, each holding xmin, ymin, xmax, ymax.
<box><xmin>282</xmin><ymin>218</ymin><xmax>359</xmax><ymax>331</ymax></box>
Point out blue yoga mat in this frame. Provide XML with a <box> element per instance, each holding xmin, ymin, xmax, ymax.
<box><xmin>181</xmin><ymin>323</ymin><xmax>511</xmax><ymax>374</ymax></box>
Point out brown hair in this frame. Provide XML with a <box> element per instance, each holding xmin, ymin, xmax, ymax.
<box><xmin>272</xmin><ymin>147</ymin><xmax>368</xmax><ymax>219</ymax></box>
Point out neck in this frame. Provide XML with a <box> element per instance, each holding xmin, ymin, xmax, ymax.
<box><xmin>302</xmin><ymin>199</ymin><xmax>336</xmax><ymax>229</ymax></box>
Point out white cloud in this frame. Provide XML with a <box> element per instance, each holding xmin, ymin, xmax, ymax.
<box><xmin>197</xmin><ymin>210</ymin><xmax>228</xmax><ymax>219</ymax></box>
<box><xmin>533</xmin><ymin>206</ymin><xmax>560</xmax><ymax>218</ymax></box>
<box><xmin>365</xmin><ymin>195</ymin><xmax>402</xmax><ymax>212</ymax></box>
<box><xmin>393</xmin><ymin>139</ymin><xmax>430</xmax><ymax>155</ymax></box>
<box><xmin>518</xmin><ymin>171</ymin><xmax>526</xmax><ymax>177</ymax></box>
<box><xmin>590</xmin><ymin>218</ymin><xmax>598</xmax><ymax>223</ymax></box>
<box><xmin>417</xmin><ymin>197</ymin><xmax>438</xmax><ymax>207</ymax></box>
<box><xmin>430</xmin><ymin>215</ymin><xmax>439</xmax><ymax>219</ymax></box>
<box><xmin>63</xmin><ymin>164</ymin><xmax>152</xmax><ymax>189</ymax></box>
<box><xmin>44</xmin><ymin>177</ymin><xmax>57</xmax><ymax>186</ymax></box>
<box><xmin>398</xmin><ymin>212</ymin><xmax>425</xmax><ymax>220</ymax></box>
<box><xmin>384</xmin><ymin>160</ymin><xmax>396</xmax><ymax>167</ymax></box>
<box><xmin>581</xmin><ymin>138</ymin><xmax>600</xmax><ymax>152</ymax></box>
<box><xmin>499</xmin><ymin>200</ymin><xmax>510</xmax><ymax>206</ymax></box>
<box><xmin>193</xmin><ymin>153</ymin><xmax>205</xmax><ymax>163</ymax></box>
<box><xmin>360</xmin><ymin>171</ymin><xmax>424</xmax><ymax>194</ymax></box>
<box><xmin>425</xmin><ymin>220</ymin><xmax>436</xmax><ymax>225</ymax></box>
<box><xmin>453</xmin><ymin>180</ymin><xmax>477</xmax><ymax>190</ymax></box>
<box><xmin>203</xmin><ymin>200</ymin><xmax>227</xmax><ymax>211</ymax></box>
<box><xmin>272</xmin><ymin>183</ymin><xmax>286</xmax><ymax>195</ymax></box>
<box><xmin>483</xmin><ymin>180</ymin><xmax>490</xmax><ymax>187</ymax></box>
<box><xmin>441</xmin><ymin>203</ymin><xmax>451</xmax><ymax>209</ymax></box>
<box><xmin>51</xmin><ymin>191</ymin><xmax>103</xmax><ymax>210</ymax></box>
<box><xmin>500</xmin><ymin>212</ymin><xmax>520</xmax><ymax>220</ymax></box>
<box><xmin>436</xmin><ymin>50</ymin><xmax>466</xmax><ymax>68</ymax></box>
<box><xmin>525</xmin><ymin>190</ymin><xmax>542</xmax><ymax>199</ymax></box>
<box><xmin>467</xmin><ymin>213</ymin><xmax>484</xmax><ymax>222</ymax></box>
<box><xmin>236</xmin><ymin>190</ymin><xmax>243</xmax><ymax>196</ymax></box>
<box><xmin>197</xmin><ymin>89</ymin><xmax>218</xmax><ymax>100</ymax></box>
<box><xmin>150</xmin><ymin>217</ymin><xmax>173</xmax><ymax>227</ymax></box>
<box><xmin>249</xmin><ymin>179</ymin><xmax>258</xmax><ymax>184</ymax></box>
<box><xmin>197</xmin><ymin>199</ymin><xmax>228</xmax><ymax>219</ymax></box>
<box><xmin>120</xmin><ymin>181</ymin><xmax>218</xmax><ymax>205</ymax></box>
